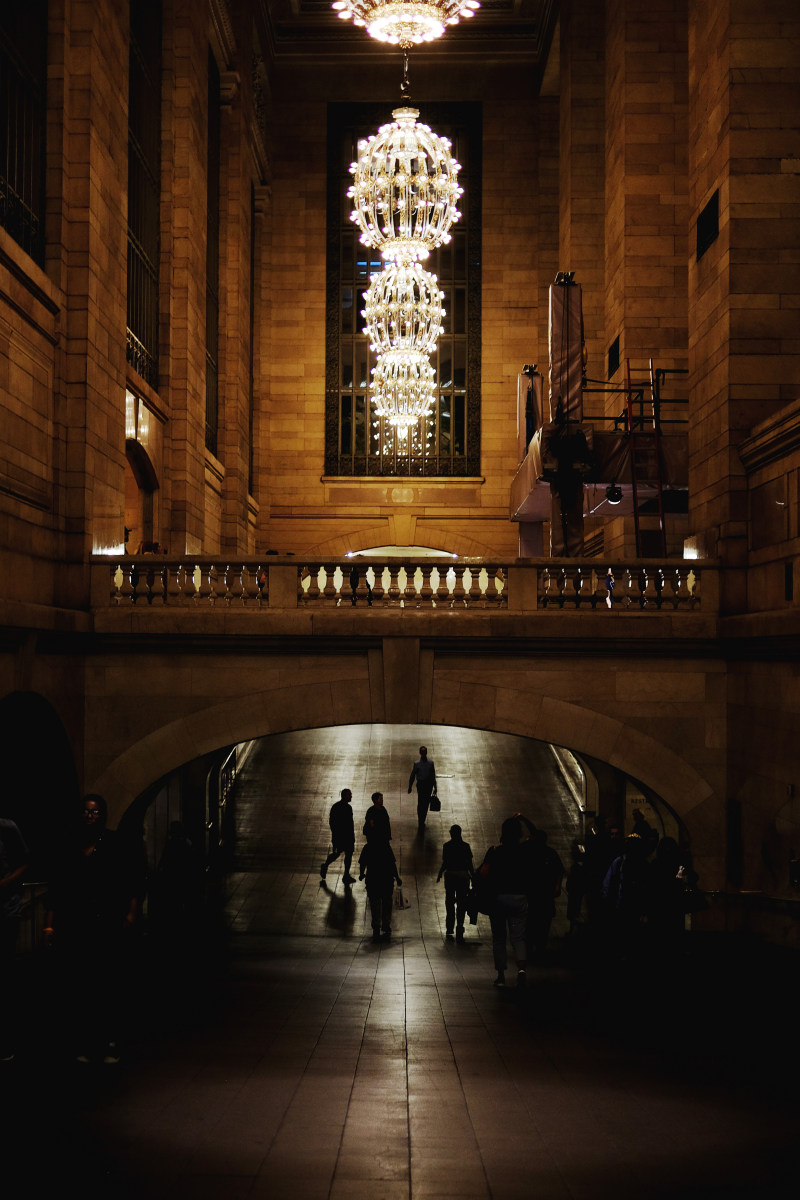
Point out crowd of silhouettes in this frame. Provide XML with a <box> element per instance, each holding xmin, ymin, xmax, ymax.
<box><xmin>568</xmin><ymin>809</ymin><xmax>701</xmax><ymax>962</ymax></box>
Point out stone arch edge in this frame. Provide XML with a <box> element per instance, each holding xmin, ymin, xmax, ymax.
<box><xmin>92</xmin><ymin>686</ymin><xmax>717</xmax><ymax>831</ymax></box>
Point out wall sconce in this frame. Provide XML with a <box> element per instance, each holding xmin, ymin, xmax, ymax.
<box><xmin>606</xmin><ymin>483</ymin><xmax>623</xmax><ymax>505</ymax></box>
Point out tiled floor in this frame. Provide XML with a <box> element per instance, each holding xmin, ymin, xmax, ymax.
<box><xmin>6</xmin><ymin>725</ymin><xmax>799</xmax><ymax>1198</ymax></box>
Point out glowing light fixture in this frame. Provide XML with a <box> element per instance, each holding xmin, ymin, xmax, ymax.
<box><xmin>370</xmin><ymin>352</ymin><xmax>437</xmax><ymax>431</ymax></box>
<box><xmin>362</xmin><ymin>262</ymin><xmax>445</xmax><ymax>357</ymax></box>
<box><xmin>332</xmin><ymin>0</ymin><xmax>480</xmax><ymax>47</ymax></box>
<box><xmin>348</xmin><ymin>107</ymin><xmax>462</xmax><ymax>264</ymax></box>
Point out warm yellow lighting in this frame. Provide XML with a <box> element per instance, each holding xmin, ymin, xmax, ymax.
<box><xmin>348</xmin><ymin>107</ymin><xmax>462</xmax><ymax>263</ymax></box>
<box><xmin>331</xmin><ymin>0</ymin><xmax>479</xmax><ymax>47</ymax></box>
<box><xmin>125</xmin><ymin>390</ymin><xmax>137</xmax><ymax>440</ymax></box>
<box><xmin>362</xmin><ymin>262</ymin><xmax>445</xmax><ymax>357</ymax></box>
<box><xmin>370</xmin><ymin>351</ymin><xmax>437</xmax><ymax>429</ymax></box>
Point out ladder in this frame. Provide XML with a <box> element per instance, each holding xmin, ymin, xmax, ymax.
<box><xmin>626</xmin><ymin>358</ymin><xmax>666</xmax><ymax>556</ymax></box>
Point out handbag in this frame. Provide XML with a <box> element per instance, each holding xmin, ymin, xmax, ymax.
<box><xmin>469</xmin><ymin>851</ymin><xmax>496</xmax><ymax>916</ymax></box>
<box><xmin>429</xmin><ymin>782</ymin><xmax>441</xmax><ymax>812</ymax></box>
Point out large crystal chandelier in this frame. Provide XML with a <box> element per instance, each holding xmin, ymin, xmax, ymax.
<box><xmin>339</xmin><ymin>13</ymin><xmax>472</xmax><ymax>436</ymax></box>
<box><xmin>332</xmin><ymin>0</ymin><xmax>480</xmax><ymax>47</ymax></box>
<box><xmin>348</xmin><ymin>107</ymin><xmax>462</xmax><ymax>263</ymax></box>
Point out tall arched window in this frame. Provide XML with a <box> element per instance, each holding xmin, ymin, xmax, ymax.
<box><xmin>0</xmin><ymin>1</ymin><xmax>47</xmax><ymax>265</ymax></box>
<box><xmin>325</xmin><ymin>102</ymin><xmax>482</xmax><ymax>478</ymax></box>
<box><xmin>127</xmin><ymin>0</ymin><xmax>162</xmax><ymax>388</ymax></box>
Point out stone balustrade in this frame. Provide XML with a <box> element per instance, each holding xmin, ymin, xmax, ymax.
<box><xmin>95</xmin><ymin>557</ymin><xmax>714</xmax><ymax>614</ymax></box>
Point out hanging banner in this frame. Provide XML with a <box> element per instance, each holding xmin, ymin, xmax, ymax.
<box><xmin>548</xmin><ymin>279</ymin><xmax>584</xmax><ymax>423</ymax></box>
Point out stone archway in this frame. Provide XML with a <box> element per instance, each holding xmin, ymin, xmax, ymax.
<box><xmin>91</xmin><ymin>686</ymin><xmax>719</xmax><ymax>876</ymax></box>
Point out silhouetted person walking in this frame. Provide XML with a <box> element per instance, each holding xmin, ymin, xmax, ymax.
<box><xmin>436</xmin><ymin>824</ymin><xmax>473</xmax><ymax>941</ymax></box>
<box><xmin>363</xmin><ymin>791</ymin><xmax>392</xmax><ymax>843</ymax></box>
<box><xmin>479</xmin><ymin>816</ymin><xmax>532</xmax><ymax>988</ymax></box>
<box><xmin>359</xmin><ymin>839</ymin><xmax>402</xmax><ymax>942</ymax></box>
<box><xmin>320</xmin><ymin>789</ymin><xmax>356</xmax><ymax>883</ymax></box>
<box><xmin>408</xmin><ymin>745</ymin><xmax>436</xmax><ymax>830</ymax></box>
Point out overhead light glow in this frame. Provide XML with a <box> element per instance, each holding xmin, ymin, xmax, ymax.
<box><xmin>331</xmin><ymin>1</ymin><xmax>480</xmax><ymax>48</ymax></box>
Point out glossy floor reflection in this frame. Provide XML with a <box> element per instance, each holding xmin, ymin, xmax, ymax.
<box><xmin>7</xmin><ymin>725</ymin><xmax>799</xmax><ymax>1199</ymax></box>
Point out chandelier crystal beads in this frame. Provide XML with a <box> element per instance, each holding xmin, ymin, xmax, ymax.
<box><xmin>332</xmin><ymin>0</ymin><xmax>480</xmax><ymax>48</ymax></box>
<box><xmin>362</xmin><ymin>262</ymin><xmax>445</xmax><ymax>358</ymax></box>
<box><xmin>348</xmin><ymin>107</ymin><xmax>462</xmax><ymax>264</ymax></box>
<box><xmin>369</xmin><ymin>352</ymin><xmax>437</xmax><ymax>431</ymax></box>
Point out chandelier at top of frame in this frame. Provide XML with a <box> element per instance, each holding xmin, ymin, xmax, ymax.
<box><xmin>332</xmin><ymin>0</ymin><xmax>480</xmax><ymax>47</ymax></box>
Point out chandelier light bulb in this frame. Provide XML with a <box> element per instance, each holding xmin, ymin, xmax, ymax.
<box><xmin>348</xmin><ymin>107</ymin><xmax>462</xmax><ymax>263</ymax></box>
<box><xmin>331</xmin><ymin>1</ymin><xmax>480</xmax><ymax>47</ymax></box>
<box><xmin>370</xmin><ymin>351</ymin><xmax>437</xmax><ymax>430</ymax></box>
<box><xmin>362</xmin><ymin>263</ymin><xmax>445</xmax><ymax>356</ymax></box>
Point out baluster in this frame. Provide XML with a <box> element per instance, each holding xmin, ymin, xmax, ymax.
<box><xmin>213</xmin><ymin>564</ymin><xmax>229</xmax><ymax>605</ymax></box>
<box><xmin>620</xmin><ymin>569</ymin><xmax>635</xmax><ymax>608</ymax></box>
<box><xmin>653</xmin><ymin>568</ymin><xmax>665</xmax><ymax>610</ymax></box>
<box><xmin>418</xmin><ymin>565</ymin><xmax>433</xmax><ymax>607</ymax></box>
<box><xmin>588</xmin><ymin>568</ymin><xmax>599</xmax><ymax>610</ymax></box>
<box><xmin>111</xmin><ymin>564</ymin><xmax>123</xmax><ymax>605</ymax></box>
<box><xmin>439</xmin><ymin>565</ymin><xmax>452</xmax><ymax>606</ymax></box>
<box><xmin>393</xmin><ymin>566</ymin><xmax>406</xmax><ymax>608</ymax></box>
<box><xmin>165</xmin><ymin>564</ymin><xmax>181</xmax><ymax>605</ymax></box>
<box><xmin>150</xmin><ymin>564</ymin><xmax>167</xmax><ymax>605</ymax></box>
<box><xmin>218</xmin><ymin>564</ymin><xmax>233</xmax><ymax>605</ymax></box>
<box><xmin>476</xmin><ymin>567</ymin><xmax>489</xmax><ymax>608</ymax></box>
<box><xmin>240</xmin><ymin>565</ymin><xmax>257</xmax><ymax>605</ymax></box>
<box><xmin>130</xmin><ymin>563</ymin><xmax>145</xmax><ymax>604</ymax></box>
<box><xmin>256</xmin><ymin>566</ymin><xmax>269</xmax><ymax>606</ymax></box>
<box><xmin>451</xmin><ymin>565</ymin><xmax>467</xmax><ymax>607</ymax></box>
<box><xmin>494</xmin><ymin>566</ymin><xmax>507</xmax><ymax>607</ymax></box>
<box><xmin>371</xmin><ymin>565</ymin><xmax>387</xmax><ymax>606</ymax></box>
<box><xmin>434</xmin><ymin>566</ymin><xmax>449</xmax><ymax>607</ymax></box>
<box><xmin>554</xmin><ymin>568</ymin><xmax>566</xmax><ymax>609</ymax></box>
<box><xmin>188</xmin><ymin>564</ymin><xmax>202</xmax><ymax>605</ymax></box>
<box><xmin>387</xmin><ymin>566</ymin><xmax>402</xmax><ymax>606</ymax></box>
<box><xmin>664</xmin><ymin>568</ymin><xmax>680</xmax><ymax>610</ymax></box>
<box><xmin>298</xmin><ymin>566</ymin><xmax>312</xmax><ymax>605</ymax></box>
<box><xmin>118</xmin><ymin>563</ymin><xmax>135</xmax><ymax>605</ymax></box>
<box><xmin>197</xmin><ymin>565</ymin><xmax>213</xmax><ymax>607</ymax></box>
<box><xmin>466</xmin><ymin>567</ymin><xmax>482</xmax><ymax>608</ymax></box>
<box><xmin>404</xmin><ymin>565</ymin><xmax>418</xmax><ymax>607</ymax></box>
<box><xmin>686</xmin><ymin>568</ymin><xmax>699</xmax><ymax>609</ymax></box>
<box><xmin>638</xmin><ymin>568</ymin><xmax>652</xmax><ymax>609</ymax></box>
<box><xmin>603</xmin><ymin>566</ymin><xmax>615</xmax><ymax>609</ymax></box>
<box><xmin>579</xmin><ymin>568</ymin><xmax>595</xmax><ymax>609</ymax></box>
<box><xmin>541</xmin><ymin>567</ymin><xmax>552</xmax><ymax>608</ymax></box>
<box><xmin>571</xmin><ymin>568</ymin><xmax>583</xmax><ymax>609</ymax></box>
<box><xmin>228</xmin><ymin>565</ymin><xmax>245</xmax><ymax>605</ymax></box>
<box><xmin>321</xmin><ymin>566</ymin><xmax>337</xmax><ymax>605</ymax></box>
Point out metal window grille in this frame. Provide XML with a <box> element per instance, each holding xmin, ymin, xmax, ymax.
<box><xmin>0</xmin><ymin>3</ymin><xmax>47</xmax><ymax>266</ymax></box>
<box><xmin>127</xmin><ymin>0</ymin><xmax>162</xmax><ymax>389</ymax></box>
<box><xmin>326</xmin><ymin>103</ymin><xmax>482</xmax><ymax>478</ymax></box>
<box><xmin>248</xmin><ymin>181</ymin><xmax>256</xmax><ymax>494</ymax></box>
<box><xmin>205</xmin><ymin>48</ymin><xmax>221</xmax><ymax>456</ymax></box>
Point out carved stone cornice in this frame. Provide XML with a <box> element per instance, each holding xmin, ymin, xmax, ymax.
<box><xmin>739</xmin><ymin>398</ymin><xmax>800</xmax><ymax>472</ymax></box>
<box><xmin>210</xmin><ymin>0</ymin><xmax>237</xmax><ymax>67</ymax></box>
